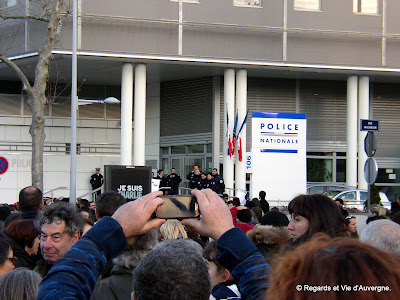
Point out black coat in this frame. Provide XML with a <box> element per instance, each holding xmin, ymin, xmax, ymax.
<box><xmin>166</xmin><ymin>173</ymin><xmax>182</xmax><ymax>189</ymax></box>
<box><xmin>90</xmin><ymin>173</ymin><xmax>104</xmax><ymax>190</ymax></box>
<box><xmin>12</xmin><ymin>243</ymin><xmax>36</xmax><ymax>270</ymax></box>
<box><xmin>211</xmin><ymin>174</ymin><xmax>225</xmax><ymax>194</ymax></box>
<box><xmin>260</xmin><ymin>199</ymin><xmax>270</xmax><ymax>214</ymax></box>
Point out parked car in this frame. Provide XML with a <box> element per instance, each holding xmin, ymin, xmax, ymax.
<box><xmin>307</xmin><ymin>184</ymin><xmax>355</xmax><ymax>195</ymax></box>
<box><xmin>324</xmin><ymin>189</ymin><xmax>391</xmax><ymax>211</ymax></box>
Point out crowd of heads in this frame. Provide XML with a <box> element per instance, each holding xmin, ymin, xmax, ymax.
<box><xmin>1</xmin><ymin>184</ymin><xmax>400</xmax><ymax>300</ymax></box>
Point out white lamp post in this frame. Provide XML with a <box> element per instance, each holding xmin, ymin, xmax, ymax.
<box><xmin>70</xmin><ymin>97</ymin><xmax>120</xmax><ymax>204</ymax></box>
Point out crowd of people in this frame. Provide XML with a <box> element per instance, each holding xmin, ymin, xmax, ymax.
<box><xmin>0</xmin><ymin>184</ymin><xmax>400</xmax><ymax>299</ymax></box>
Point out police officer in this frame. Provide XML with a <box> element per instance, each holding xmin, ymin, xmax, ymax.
<box><xmin>165</xmin><ymin>168</ymin><xmax>182</xmax><ymax>195</ymax></box>
<box><xmin>211</xmin><ymin>168</ymin><xmax>225</xmax><ymax>195</ymax></box>
<box><xmin>186</xmin><ymin>165</ymin><xmax>200</xmax><ymax>182</ymax></box>
<box><xmin>203</xmin><ymin>173</ymin><xmax>213</xmax><ymax>189</ymax></box>
<box><xmin>90</xmin><ymin>168</ymin><xmax>103</xmax><ymax>201</ymax></box>
<box><xmin>156</xmin><ymin>169</ymin><xmax>168</xmax><ymax>194</ymax></box>
<box><xmin>189</xmin><ymin>168</ymin><xmax>203</xmax><ymax>190</ymax></box>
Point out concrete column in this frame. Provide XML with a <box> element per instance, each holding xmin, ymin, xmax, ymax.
<box><xmin>212</xmin><ymin>76</ymin><xmax>221</xmax><ymax>169</ymax></box>
<box><xmin>133</xmin><ymin>64</ymin><xmax>146</xmax><ymax>166</ymax></box>
<box><xmin>358</xmin><ymin>76</ymin><xmax>370</xmax><ymax>189</ymax></box>
<box><xmin>120</xmin><ymin>63</ymin><xmax>133</xmax><ymax>165</ymax></box>
<box><xmin>346</xmin><ymin>76</ymin><xmax>358</xmax><ymax>188</ymax></box>
<box><xmin>235</xmin><ymin>69</ymin><xmax>247</xmax><ymax>193</ymax></box>
<box><xmin>223</xmin><ymin>69</ymin><xmax>235</xmax><ymax>196</ymax></box>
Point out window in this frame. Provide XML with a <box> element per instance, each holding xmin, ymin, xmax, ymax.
<box><xmin>234</xmin><ymin>0</ymin><xmax>261</xmax><ymax>7</ymax></box>
<box><xmin>188</xmin><ymin>144</ymin><xmax>204</xmax><ymax>153</ymax></box>
<box><xmin>294</xmin><ymin>0</ymin><xmax>321</xmax><ymax>11</ymax></box>
<box><xmin>7</xmin><ymin>0</ymin><xmax>17</xmax><ymax>7</ymax></box>
<box><xmin>340</xmin><ymin>191</ymin><xmax>356</xmax><ymax>201</ymax></box>
<box><xmin>353</xmin><ymin>0</ymin><xmax>379</xmax><ymax>14</ymax></box>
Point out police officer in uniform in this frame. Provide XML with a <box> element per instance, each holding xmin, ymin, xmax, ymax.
<box><xmin>211</xmin><ymin>168</ymin><xmax>225</xmax><ymax>195</ymax></box>
<box><xmin>165</xmin><ymin>168</ymin><xmax>182</xmax><ymax>195</ymax></box>
<box><xmin>186</xmin><ymin>165</ymin><xmax>200</xmax><ymax>181</ymax></box>
<box><xmin>189</xmin><ymin>168</ymin><xmax>203</xmax><ymax>190</ymax></box>
<box><xmin>90</xmin><ymin>168</ymin><xmax>104</xmax><ymax>201</ymax></box>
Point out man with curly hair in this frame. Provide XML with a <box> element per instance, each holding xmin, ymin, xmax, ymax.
<box><xmin>35</xmin><ymin>202</ymin><xmax>83</xmax><ymax>277</ymax></box>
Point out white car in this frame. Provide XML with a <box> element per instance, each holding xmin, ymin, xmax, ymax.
<box><xmin>326</xmin><ymin>189</ymin><xmax>391</xmax><ymax>211</ymax></box>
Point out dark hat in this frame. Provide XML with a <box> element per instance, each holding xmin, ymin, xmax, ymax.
<box><xmin>260</xmin><ymin>211</ymin><xmax>289</xmax><ymax>227</ymax></box>
<box><xmin>237</xmin><ymin>209</ymin><xmax>252</xmax><ymax>223</ymax></box>
<box><xmin>95</xmin><ymin>168</ymin><xmax>101</xmax><ymax>171</ymax></box>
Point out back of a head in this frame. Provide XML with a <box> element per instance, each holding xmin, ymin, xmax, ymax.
<box><xmin>268</xmin><ymin>233</ymin><xmax>400</xmax><ymax>300</ymax></box>
<box><xmin>370</xmin><ymin>204</ymin><xmax>387</xmax><ymax>217</ymax></box>
<box><xmin>259</xmin><ymin>190</ymin><xmax>266</xmax><ymax>200</ymax></box>
<box><xmin>360</xmin><ymin>219</ymin><xmax>400</xmax><ymax>257</ymax></box>
<box><xmin>113</xmin><ymin>228</ymin><xmax>159</xmax><ymax>270</ymax></box>
<box><xmin>133</xmin><ymin>239</ymin><xmax>210</xmax><ymax>300</ymax></box>
<box><xmin>232</xmin><ymin>197</ymin><xmax>241</xmax><ymax>207</ymax></box>
<box><xmin>0</xmin><ymin>268</ymin><xmax>42</xmax><ymax>300</ymax></box>
<box><xmin>36</xmin><ymin>202</ymin><xmax>83</xmax><ymax>235</ymax></box>
<box><xmin>288</xmin><ymin>194</ymin><xmax>346</xmax><ymax>244</ymax></box>
<box><xmin>5</xmin><ymin>219</ymin><xmax>39</xmax><ymax>249</ymax></box>
<box><xmin>260</xmin><ymin>211</ymin><xmax>289</xmax><ymax>227</ymax></box>
<box><xmin>18</xmin><ymin>186</ymin><xmax>43</xmax><ymax>212</ymax></box>
<box><xmin>237</xmin><ymin>209</ymin><xmax>252</xmax><ymax>223</ymax></box>
<box><xmin>96</xmin><ymin>191</ymin><xmax>126</xmax><ymax>219</ymax></box>
<box><xmin>159</xmin><ymin>219</ymin><xmax>188</xmax><ymax>240</ymax></box>
<box><xmin>335</xmin><ymin>198</ymin><xmax>344</xmax><ymax>206</ymax></box>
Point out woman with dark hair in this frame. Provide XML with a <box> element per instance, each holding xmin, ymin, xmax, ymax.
<box><xmin>5</xmin><ymin>219</ymin><xmax>40</xmax><ymax>269</ymax></box>
<box><xmin>287</xmin><ymin>194</ymin><xmax>347</xmax><ymax>245</ymax></box>
<box><xmin>267</xmin><ymin>234</ymin><xmax>400</xmax><ymax>300</ymax></box>
<box><xmin>0</xmin><ymin>234</ymin><xmax>15</xmax><ymax>276</ymax></box>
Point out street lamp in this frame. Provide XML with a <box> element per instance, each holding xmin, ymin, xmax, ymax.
<box><xmin>70</xmin><ymin>97</ymin><xmax>120</xmax><ymax>204</ymax></box>
<box><xmin>78</xmin><ymin>97</ymin><xmax>120</xmax><ymax>105</ymax></box>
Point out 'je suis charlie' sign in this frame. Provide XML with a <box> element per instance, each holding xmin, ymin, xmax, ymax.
<box><xmin>251</xmin><ymin>112</ymin><xmax>307</xmax><ymax>204</ymax></box>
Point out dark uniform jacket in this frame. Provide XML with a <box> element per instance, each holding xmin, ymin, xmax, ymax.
<box><xmin>211</xmin><ymin>174</ymin><xmax>225</xmax><ymax>195</ymax></box>
<box><xmin>189</xmin><ymin>174</ymin><xmax>203</xmax><ymax>190</ymax></box>
<box><xmin>90</xmin><ymin>174</ymin><xmax>104</xmax><ymax>190</ymax></box>
<box><xmin>165</xmin><ymin>173</ymin><xmax>182</xmax><ymax>195</ymax></box>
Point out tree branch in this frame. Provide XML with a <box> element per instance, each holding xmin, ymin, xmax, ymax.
<box><xmin>0</xmin><ymin>54</ymin><xmax>34</xmax><ymax>97</ymax></box>
<box><xmin>0</xmin><ymin>15</ymin><xmax>49</xmax><ymax>22</ymax></box>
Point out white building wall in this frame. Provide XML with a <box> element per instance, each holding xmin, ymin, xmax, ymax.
<box><xmin>0</xmin><ymin>85</ymin><xmax>161</xmax><ymax>203</ymax></box>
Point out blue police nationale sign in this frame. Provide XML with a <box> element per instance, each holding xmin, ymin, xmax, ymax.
<box><xmin>360</xmin><ymin>119</ymin><xmax>379</xmax><ymax>131</ymax></box>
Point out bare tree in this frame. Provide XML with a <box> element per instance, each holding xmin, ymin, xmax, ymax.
<box><xmin>0</xmin><ymin>0</ymin><xmax>70</xmax><ymax>190</ymax></box>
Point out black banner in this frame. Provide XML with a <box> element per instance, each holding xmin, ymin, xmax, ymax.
<box><xmin>104</xmin><ymin>165</ymin><xmax>151</xmax><ymax>201</ymax></box>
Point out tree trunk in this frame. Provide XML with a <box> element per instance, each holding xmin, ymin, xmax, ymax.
<box><xmin>29</xmin><ymin>94</ymin><xmax>46</xmax><ymax>190</ymax></box>
<box><xmin>1</xmin><ymin>0</ymin><xmax>65</xmax><ymax>191</ymax></box>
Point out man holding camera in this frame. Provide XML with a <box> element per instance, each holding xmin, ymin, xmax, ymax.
<box><xmin>37</xmin><ymin>189</ymin><xmax>270</xmax><ymax>300</ymax></box>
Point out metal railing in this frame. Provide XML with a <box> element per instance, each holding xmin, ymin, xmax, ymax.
<box><xmin>43</xmin><ymin>186</ymin><xmax>68</xmax><ymax>198</ymax></box>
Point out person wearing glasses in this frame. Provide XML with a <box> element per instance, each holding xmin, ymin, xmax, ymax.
<box><xmin>345</xmin><ymin>215</ymin><xmax>359</xmax><ymax>238</ymax></box>
<box><xmin>5</xmin><ymin>219</ymin><xmax>40</xmax><ymax>269</ymax></box>
<box><xmin>0</xmin><ymin>234</ymin><xmax>16</xmax><ymax>276</ymax></box>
